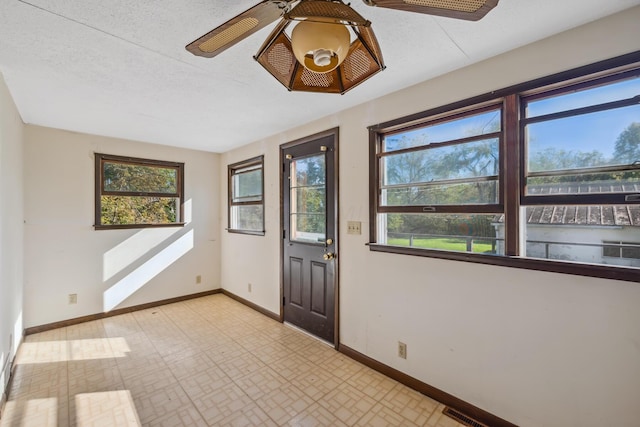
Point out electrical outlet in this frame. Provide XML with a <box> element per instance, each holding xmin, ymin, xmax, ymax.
<box><xmin>398</xmin><ymin>342</ymin><xmax>407</xmax><ymax>359</ymax></box>
<box><xmin>347</xmin><ymin>221</ymin><xmax>361</xmax><ymax>235</ymax></box>
<box><xmin>196</xmin><ymin>275</ymin><xmax>202</xmax><ymax>284</ymax></box>
<box><xmin>248</xmin><ymin>283</ymin><xmax>252</xmax><ymax>292</ymax></box>
<box><xmin>68</xmin><ymin>294</ymin><xmax>77</xmax><ymax>304</ymax></box>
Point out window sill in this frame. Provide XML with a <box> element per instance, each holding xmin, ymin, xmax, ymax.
<box><xmin>368</xmin><ymin>243</ymin><xmax>640</xmax><ymax>283</ymax></box>
<box><xmin>226</xmin><ymin>229</ymin><xmax>265</xmax><ymax>236</ymax></box>
<box><xmin>94</xmin><ymin>222</ymin><xmax>186</xmax><ymax>230</ymax></box>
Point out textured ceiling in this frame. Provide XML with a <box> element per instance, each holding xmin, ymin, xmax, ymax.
<box><xmin>1</xmin><ymin>0</ymin><xmax>639</xmax><ymax>152</ymax></box>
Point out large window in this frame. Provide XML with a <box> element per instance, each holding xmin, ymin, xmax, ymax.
<box><xmin>228</xmin><ymin>156</ymin><xmax>264</xmax><ymax>235</ymax></box>
<box><xmin>369</xmin><ymin>52</ymin><xmax>640</xmax><ymax>282</ymax></box>
<box><xmin>95</xmin><ymin>154</ymin><xmax>184</xmax><ymax>229</ymax></box>
<box><xmin>377</xmin><ymin>104</ymin><xmax>504</xmax><ymax>254</ymax></box>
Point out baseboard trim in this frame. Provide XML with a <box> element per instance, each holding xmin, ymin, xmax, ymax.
<box><xmin>221</xmin><ymin>290</ymin><xmax>281</xmax><ymax>322</ymax></box>
<box><xmin>24</xmin><ymin>289</ymin><xmax>223</xmax><ymax>335</ymax></box>
<box><xmin>338</xmin><ymin>344</ymin><xmax>518</xmax><ymax>427</ymax></box>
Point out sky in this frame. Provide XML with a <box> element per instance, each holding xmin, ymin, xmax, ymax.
<box><xmin>385</xmin><ymin>76</ymin><xmax>640</xmax><ymax>160</ymax></box>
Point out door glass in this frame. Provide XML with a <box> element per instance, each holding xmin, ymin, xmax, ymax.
<box><xmin>290</xmin><ymin>154</ymin><xmax>326</xmax><ymax>243</ymax></box>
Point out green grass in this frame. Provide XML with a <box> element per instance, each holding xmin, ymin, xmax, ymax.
<box><xmin>387</xmin><ymin>237</ymin><xmax>495</xmax><ymax>253</ymax></box>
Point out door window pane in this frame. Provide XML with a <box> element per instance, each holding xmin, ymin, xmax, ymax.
<box><xmin>290</xmin><ymin>154</ymin><xmax>326</xmax><ymax>243</ymax></box>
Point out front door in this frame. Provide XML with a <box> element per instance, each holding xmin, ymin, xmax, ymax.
<box><xmin>282</xmin><ymin>129</ymin><xmax>338</xmax><ymax>344</ymax></box>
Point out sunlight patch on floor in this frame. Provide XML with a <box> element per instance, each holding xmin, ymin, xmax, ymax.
<box><xmin>0</xmin><ymin>397</ymin><xmax>57</xmax><ymax>427</ymax></box>
<box><xmin>75</xmin><ymin>391</ymin><xmax>140</xmax><ymax>427</ymax></box>
<box><xmin>15</xmin><ymin>338</ymin><xmax>130</xmax><ymax>364</ymax></box>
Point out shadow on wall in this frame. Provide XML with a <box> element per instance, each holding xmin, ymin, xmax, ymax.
<box><xmin>102</xmin><ymin>200</ymin><xmax>194</xmax><ymax>312</ymax></box>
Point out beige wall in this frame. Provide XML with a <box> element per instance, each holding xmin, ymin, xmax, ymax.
<box><xmin>23</xmin><ymin>126</ymin><xmax>221</xmax><ymax>328</ymax></box>
<box><xmin>220</xmin><ymin>8</ymin><xmax>640</xmax><ymax>427</ymax></box>
<box><xmin>0</xmin><ymin>72</ymin><xmax>24</xmax><ymax>400</ymax></box>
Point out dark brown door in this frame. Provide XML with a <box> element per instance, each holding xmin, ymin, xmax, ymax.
<box><xmin>282</xmin><ymin>130</ymin><xmax>338</xmax><ymax>344</ymax></box>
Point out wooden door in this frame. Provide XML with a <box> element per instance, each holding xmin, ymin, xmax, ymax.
<box><xmin>282</xmin><ymin>129</ymin><xmax>338</xmax><ymax>344</ymax></box>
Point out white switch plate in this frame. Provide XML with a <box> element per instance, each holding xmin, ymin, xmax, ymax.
<box><xmin>347</xmin><ymin>221</ymin><xmax>361</xmax><ymax>235</ymax></box>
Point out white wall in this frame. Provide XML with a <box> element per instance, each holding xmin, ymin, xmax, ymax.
<box><xmin>0</xmin><ymin>72</ymin><xmax>24</xmax><ymax>400</ymax></box>
<box><xmin>23</xmin><ymin>126</ymin><xmax>221</xmax><ymax>328</ymax></box>
<box><xmin>220</xmin><ymin>7</ymin><xmax>640</xmax><ymax>427</ymax></box>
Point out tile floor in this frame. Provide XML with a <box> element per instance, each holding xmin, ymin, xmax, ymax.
<box><xmin>1</xmin><ymin>294</ymin><xmax>464</xmax><ymax>427</ymax></box>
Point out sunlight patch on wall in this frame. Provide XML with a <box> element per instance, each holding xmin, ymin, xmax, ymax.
<box><xmin>103</xmin><ymin>230</ymin><xmax>194</xmax><ymax>312</ymax></box>
<box><xmin>15</xmin><ymin>337</ymin><xmax>130</xmax><ymax>364</ymax></box>
<box><xmin>183</xmin><ymin>198</ymin><xmax>192</xmax><ymax>224</ymax></box>
<box><xmin>14</xmin><ymin>309</ymin><xmax>22</xmax><ymax>353</ymax></box>
<box><xmin>0</xmin><ymin>351</ymin><xmax>5</xmax><ymax>396</ymax></box>
<box><xmin>75</xmin><ymin>391</ymin><xmax>141</xmax><ymax>426</ymax></box>
<box><xmin>103</xmin><ymin>228</ymin><xmax>181</xmax><ymax>282</ymax></box>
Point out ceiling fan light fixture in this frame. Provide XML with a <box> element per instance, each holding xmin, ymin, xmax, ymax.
<box><xmin>291</xmin><ymin>19</ymin><xmax>351</xmax><ymax>73</ymax></box>
<box><xmin>255</xmin><ymin>18</ymin><xmax>385</xmax><ymax>94</ymax></box>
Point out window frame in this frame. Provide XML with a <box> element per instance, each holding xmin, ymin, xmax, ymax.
<box><xmin>368</xmin><ymin>50</ymin><xmax>640</xmax><ymax>283</ymax></box>
<box><xmin>377</xmin><ymin>102</ymin><xmax>505</xmax><ymax>215</ymax></box>
<box><xmin>94</xmin><ymin>153</ymin><xmax>185</xmax><ymax>230</ymax></box>
<box><xmin>227</xmin><ymin>155</ymin><xmax>265</xmax><ymax>236</ymax></box>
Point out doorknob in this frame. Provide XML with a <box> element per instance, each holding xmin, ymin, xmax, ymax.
<box><xmin>323</xmin><ymin>252</ymin><xmax>335</xmax><ymax>260</ymax></box>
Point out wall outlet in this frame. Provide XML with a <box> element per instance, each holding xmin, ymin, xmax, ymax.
<box><xmin>68</xmin><ymin>293</ymin><xmax>77</xmax><ymax>304</ymax></box>
<box><xmin>248</xmin><ymin>283</ymin><xmax>252</xmax><ymax>292</ymax></box>
<box><xmin>347</xmin><ymin>221</ymin><xmax>362</xmax><ymax>235</ymax></box>
<box><xmin>196</xmin><ymin>275</ymin><xmax>202</xmax><ymax>284</ymax></box>
<box><xmin>398</xmin><ymin>341</ymin><xmax>407</xmax><ymax>359</ymax></box>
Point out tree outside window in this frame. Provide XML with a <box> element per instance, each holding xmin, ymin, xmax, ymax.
<box><xmin>95</xmin><ymin>154</ymin><xmax>184</xmax><ymax>229</ymax></box>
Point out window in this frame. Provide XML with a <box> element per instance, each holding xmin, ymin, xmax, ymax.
<box><xmin>603</xmin><ymin>241</ymin><xmax>640</xmax><ymax>260</ymax></box>
<box><xmin>369</xmin><ymin>51</ymin><xmax>640</xmax><ymax>282</ymax></box>
<box><xmin>95</xmin><ymin>153</ymin><xmax>184</xmax><ymax>229</ymax></box>
<box><xmin>377</xmin><ymin>105</ymin><xmax>504</xmax><ymax>255</ymax></box>
<box><xmin>228</xmin><ymin>156</ymin><xmax>264</xmax><ymax>235</ymax></box>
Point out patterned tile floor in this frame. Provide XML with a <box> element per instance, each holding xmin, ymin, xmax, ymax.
<box><xmin>1</xmin><ymin>294</ymin><xmax>464</xmax><ymax>427</ymax></box>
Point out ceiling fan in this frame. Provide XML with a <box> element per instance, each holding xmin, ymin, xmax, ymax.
<box><xmin>186</xmin><ymin>0</ymin><xmax>499</xmax><ymax>94</ymax></box>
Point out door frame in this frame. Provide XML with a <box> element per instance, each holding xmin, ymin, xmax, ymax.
<box><xmin>279</xmin><ymin>127</ymin><xmax>340</xmax><ymax>348</ymax></box>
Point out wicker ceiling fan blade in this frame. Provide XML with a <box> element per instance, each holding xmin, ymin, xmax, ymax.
<box><xmin>363</xmin><ymin>0</ymin><xmax>499</xmax><ymax>21</ymax></box>
<box><xmin>186</xmin><ymin>1</ymin><xmax>287</xmax><ymax>58</ymax></box>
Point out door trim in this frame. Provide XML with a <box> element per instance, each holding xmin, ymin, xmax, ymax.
<box><xmin>280</xmin><ymin>127</ymin><xmax>339</xmax><ymax>348</ymax></box>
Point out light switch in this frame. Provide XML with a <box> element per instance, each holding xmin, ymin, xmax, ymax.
<box><xmin>347</xmin><ymin>221</ymin><xmax>361</xmax><ymax>235</ymax></box>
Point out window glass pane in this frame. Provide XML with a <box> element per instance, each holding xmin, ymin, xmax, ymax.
<box><xmin>525</xmin><ymin>105</ymin><xmax>640</xmax><ymax>194</ymax></box>
<box><xmin>526</xmin><ymin>76</ymin><xmax>640</xmax><ymax>118</ymax></box>
<box><xmin>232</xmin><ymin>168</ymin><xmax>262</xmax><ymax>203</ymax></box>
<box><xmin>380</xmin><ymin>213</ymin><xmax>503</xmax><ymax>255</ymax></box>
<box><xmin>230</xmin><ymin>205</ymin><xmax>264</xmax><ymax>232</ymax></box>
<box><xmin>382</xmin><ymin>181</ymin><xmax>498</xmax><ymax>206</ymax></box>
<box><xmin>526</xmin><ymin>105</ymin><xmax>640</xmax><ymax>172</ymax></box>
<box><xmin>522</xmin><ymin>205</ymin><xmax>640</xmax><ymax>268</ymax></box>
<box><xmin>101</xmin><ymin>196</ymin><xmax>178</xmax><ymax>225</ymax></box>
<box><xmin>527</xmin><ymin>171</ymin><xmax>640</xmax><ymax>195</ymax></box>
<box><xmin>381</xmin><ymin>138</ymin><xmax>499</xmax><ymax>206</ymax></box>
<box><xmin>291</xmin><ymin>154</ymin><xmax>326</xmax><ymax>243</ymax></box>
<box><xmin>383</xmin><ymin>109</ymin><xmax>501</xmax><ymax>151</ymax></box>
<box><xmin>104</xmin><ymin>162</ymin><xmax>177</xmax><ymax>193</ymax></box>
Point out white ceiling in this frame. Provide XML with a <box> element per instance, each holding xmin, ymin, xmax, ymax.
<box><xmin>1</xmin><ymin>0</ymin><xmax>639</xmax><ymax>153</ymax></box>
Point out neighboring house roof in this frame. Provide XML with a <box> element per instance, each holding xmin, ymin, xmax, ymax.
<box><xmin>527</xmin><ymin>181</ymin><xmax>640</xmax><ymax>196</ymax></box>
<box><xmin>524</xmin><ymin>205</ymin><xmax>639</xmax><ymax>226</ymax></box>
<box><xmin>495</xmin><ymin>180</ymin><xmax>640</xmax><ymax>226</ymax></box>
